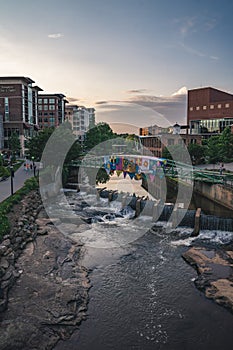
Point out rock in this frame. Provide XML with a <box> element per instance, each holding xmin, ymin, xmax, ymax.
<box><xmin>0</xmin><ymin>245</ymin><xmax>8</xmax><ymax>256</ymax></box>
<box><xmin>183</xmin><ymin>247</ymin><xmax>233</xmax><ymax>313</ymax></box>
<box><xmin>0</xmin><ymin>258</ymin><xmax>9</xmax><ymax>270</ymax></box>
<box><xmin>1</xmin><ymin>239</ymin><xmax>11</xmax><ymax>248</ymax></box>
<box><xmin>2</xmin><ymin>270</ymin><xmax>12</xmax><ymax>281</ymax></box>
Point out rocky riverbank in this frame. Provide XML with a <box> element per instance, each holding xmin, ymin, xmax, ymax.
<box><xmin>182</xmin><ymin>246</ymin><xmax>233</xmax><ymax>313</ymax></box>
<box><xmin>0</xmin><ymin>191</ymin><xmax>90</xmax><ymax>350</ymax></box>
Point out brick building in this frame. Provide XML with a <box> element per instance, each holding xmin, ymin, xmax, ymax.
<box><xmin>139</xmin><ymin>134</ymin><xmax>202</xmax><ymax>158</ymax></box>
<box><xmin>38</xmin><ymin>93</ymin><xmax>67</xmax><ymax>129</ymax></box>
<box><xmin>0</xmin><ymin>76</ymin><xmax>42</xmax><ymax>155</ymax></box>
<box><xmin>187</xmin><ymin>87</ymin><xmax>233</xmax><ymax>134</ymax></box>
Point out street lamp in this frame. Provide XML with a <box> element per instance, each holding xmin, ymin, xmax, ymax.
<box><xmin>10</xmin><ymin>165</ymin><xmax>14</xmax><ymax>196</ymax></box>
<box><xmin>31</xmin><ymin>156</ymin><xmax>36</xmax><ymax>176</ymax></box>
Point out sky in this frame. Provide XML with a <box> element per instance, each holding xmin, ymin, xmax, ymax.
<box><xmin>1</xmin><ymin>0</ymin><xmax>233</xmax><ymax>133</ymax></box>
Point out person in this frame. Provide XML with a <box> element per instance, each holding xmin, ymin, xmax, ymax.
<box><xmin>219</xmin><ymin>163</ymin><xmax>224</xmax><ymax>175</ymax></box>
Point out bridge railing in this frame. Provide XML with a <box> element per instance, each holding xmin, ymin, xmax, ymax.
<box><xmin>68</xmin><ymin>156</ymin><xmax>233</xmax><ymax>186</ymax></box>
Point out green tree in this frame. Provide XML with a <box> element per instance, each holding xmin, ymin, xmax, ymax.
<box><xmin>218</xmin><ymin>126</ymin><xmax>233</xmax><ymax>162</ymax></box>
<box><xmin>8</xmin><ymin>132</ymin><xmax>21</xmax><ymax>157</ymax></box>
<box><xmin>162</xmin><ymin>144</ymin><xmax>191</xmax><ymax>163</ymax></box>
<box><xmin>205</xmin><ymin>135</ymin><xmax>221</xmax><ymax>164</ymax></box>
<box><xmin>187</xmin><ymin>143</ymin><xmax>205</xmax><ymax>165</ymax></box>
<box><xmin>25</xmin><ymin>128</ymin><xmax>55</xmax><ymax>160</ymax></box>
<box><xmin>84</xmin><ymin>122</ymin><xmax>116</xmax><ymax>152</ymax></box>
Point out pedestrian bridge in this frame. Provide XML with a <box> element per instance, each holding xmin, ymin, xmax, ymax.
<box><xmin>69</xmin><ymin>154</ymin><xmax>233</xmax><ymax>186</ymax></box>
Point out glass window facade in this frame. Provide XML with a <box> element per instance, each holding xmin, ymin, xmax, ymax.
<box><xmin>190</xmin><ymin>118</ymin><xmax>233</xmax><ymax>134</ymax></box>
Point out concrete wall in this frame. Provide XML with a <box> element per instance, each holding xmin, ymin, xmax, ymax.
<box><xmin>194</xmin><ymin>181</ymin><xmax>233</xmax><ymax>211</ymax></box>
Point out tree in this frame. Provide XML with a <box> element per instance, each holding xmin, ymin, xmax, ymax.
<box><xmin>84</xmin><ymin>122</ymin><xmax>116</xmax><ymax>152</ymax></box>
<box><xmin>205</xmin><ymin>135</ymin><xmax>221</xmax><ymax>164</ymax></box>
<box><xmin>25</xmin><ymin>128</ymin><xmax>55</xmax><ymax>160</ymax></box>
<box><xmin>8</xmin><ymin>132</ymin><xmax>21</xmax><ymax>157</ymax></box>
<box><xmin>162</xmin><ymin>144</ymin><xmax>191</xmax><ymax>163</ymax></box>
<box><xmin>187</xmin><ymin>143</ymin><xmax>205</xmax><ymax>165</ymax></box>
<box><xmin>218</xmin><ymin>127</ymin><xmax>233</xmax><ymax>162</ymax></box>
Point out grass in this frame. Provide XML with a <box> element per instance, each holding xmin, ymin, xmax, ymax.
<box><xmin>0</xmin><ymin>177</ymin><xmax>39</xmax><ymax>241</ymax></box>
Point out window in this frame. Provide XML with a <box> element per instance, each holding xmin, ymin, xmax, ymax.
<box><xmin>168</xmin><ymin>139</ymin><xmax>174</xmax><ymax>146</ymax></box>
<box><xmin>225</xmin><ymin>103</ymin><xmax>230</xmax><ymax>108</ymax></box>
<box><xmin>4</xmin><ymin>97</ymin><xmax>9</xmax><ymax>121</ymax></box>
<box><xmin>38</xmin><ymin>99</ymin><xmax>42</xmax><ymax>104</ymax></box>
<box><xmin>196</xmin><ymin>106</ymin><xmax>200</xmax><ymax>110</ymax></box>
<box><xmin>49</xmin><ymin>98</ymin><xmax>55</xmax><ymax>104</ymax></box>
<box><xmin>44</xmin><ymin>105</ymin><xmax>48</xmax><ymax>110</ymax></box>
<box><xmin>203</xmin><ymin>105</ymin><xmax>207</xmax><ymax>110</ymax></box>
<box><xmin>43</xmin><ymin>99</ymin><xmax>48</xmax><ymax>104</ymax></box>
<box><xmin>49</xmin><ymin>105</ymin><xmax>55</xmax><ymax>110</ymax></box>
<box><xmin>210</xmin><ymin>105</ymin><xmax>214</xmax><ymax>109</ymax></box>
<box><xmin>217</xmin><ymin>104</ymin><xmax>222</xmax><ymax>109</ymax></box>
<box><xmin>38</xmin><ymin>105</ymin><xmax>42</xmax><ymax>110</ymax></box>
<box><xmin>189</xmin><ymin>107</ymin><xmax>193</xmax><ymax>111</ymax></box>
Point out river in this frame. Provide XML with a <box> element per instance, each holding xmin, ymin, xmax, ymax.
<box><xmin>53</xmin><ymin>186</ymin><xmax>233</xmax><ymax>350</ymax></box>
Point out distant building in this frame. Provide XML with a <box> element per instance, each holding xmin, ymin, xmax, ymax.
<box><xmin>0</xmin><ymin>76</ymin><xmax>42</xmax><ymax>155</ymax></box>
<box><xmin>65</xmin><ymin>105</ymin><xmax>95</xmax><ymax>140</ymax></box>
<box><xmin>139</xmin><ymin>124</ymin><xmax>172</xmax><ymax>136</ymax></box>
<box><xmin>187</xmin><ymin>87</ymin><xmax>233</xmax><ymax>134</ymax></box>
<box><xmin>172</xmin><ymin>123</ymin><xmax>181</xmax><ymax>135</ymax></box>
<box><xmin>86</xmin><ymin>107</ymin><xmax>96</xmax><ymax>129</ymax></box>
<box><xmin>38</xmin><ymin>93</ymin><xmax>68</xmax><ymax>129</ymax></box>
<box><xmin>140</xmin><ymin>134</ymin><xmax>202</xmax><ymax>158</ymax></box>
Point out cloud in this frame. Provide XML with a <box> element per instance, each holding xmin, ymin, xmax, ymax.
<box><xmin>210</xmin><ymin>55</ymin><xmax>219</xmax><ymax>60</ymax></box>
<box><xmin>95</xmin><ymin>88</ymin><xmax>188</xmax><ymax>127</ymax></box>
<box><xmin>67</xmin><ymin>97</ymin><xmax>80</xmax><ymax>103</ymax></box>
<box><xmin>48</xmin><ymin>33</ymin><xmax>64</xmax><ymax>39</ymax></box>
<box><xmin>95</xmin><ymin>100</ymin><xmax>108</xmax><ymax>105</ymax></box>
<box><xmin>172</xmin><ymin>86</ymin><xmax>187</xmax><ymax>96</ymax></box>
<box><xmin>205</xmin><ymin>18</ymin><xmax>218</xmax><ymax>31</ymax></box>
<box><xmin>125</xmin><ymin>89</ymin><xmax>150</xmax><ymax>94</ymax></box>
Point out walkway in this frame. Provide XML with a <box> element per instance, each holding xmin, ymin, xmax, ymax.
<box><xmin>0</xmin><ymin>163</ymin><xmax>37</xmax><ymax>203</ymax></box>
<box><xmin>195</xmin><ymin>162</ymin><xmax>233</xmax><ymax>172</ymax></box>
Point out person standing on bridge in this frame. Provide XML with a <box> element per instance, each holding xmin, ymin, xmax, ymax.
<box><xmin>219</xmin><ymin>163</ymin><xmax>224</xmax><ymax>175</ymax></box>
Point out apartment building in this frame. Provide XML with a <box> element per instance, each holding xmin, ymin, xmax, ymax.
<box><xmin>0</xmin><ymin>76</ymin><xmax>42</xmax><ymax>155</ymax></box>
<box><xmin>188</xmin><ymin>87</ymin><xmax>233</xmax><ymax>134</ymax></box>
<box><xmin>65</xmin><ymin>105</ymin><xmax>95</xmax><ymax>140</ymax></box>
<box><xmin>38</xmin><ymin>93</ymin><xmax>67</xmax><ymax>129</ymax></box>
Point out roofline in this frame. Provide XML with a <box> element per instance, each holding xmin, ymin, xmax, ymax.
<box><xmin>188</xmin><ymin>86</ymin><xmax>233</xmax><ymax>96</ymax></box>
<box><xmin>0</xmin><ymin>76</ymin><xmax>35</xmax><ymax>84</ymax></box>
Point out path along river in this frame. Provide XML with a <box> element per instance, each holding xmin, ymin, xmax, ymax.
<box><xmin>52</xmin><ymin>179</ymin><xmax>233</xmax><ymax>350</ymax></box>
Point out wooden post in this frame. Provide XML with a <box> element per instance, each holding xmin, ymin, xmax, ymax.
<box><xmin>191</xmin><ymin>208</ymin><xmax>201</xmax><ymax>237</ymax></box>
<box><xmin>135</xmin><ymin>199</ymin><xmax>141</xmax><ymax>217</ymax></box>
<box><xmin>122</xmin><ymin>195</ymin><xmax>127</xmax><ymax>208</ymax></box>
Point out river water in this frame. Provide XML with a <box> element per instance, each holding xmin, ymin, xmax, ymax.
<box><xmin>54</xmin><ymin>189</ymin><xmax>233</xmax><ymax>350</ymax></box>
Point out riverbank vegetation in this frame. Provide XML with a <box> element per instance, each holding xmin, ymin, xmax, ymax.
<box><xmin>0</xmin><ymin>177</ymin><xmax>38</xmax><ymax>240</ymax></box>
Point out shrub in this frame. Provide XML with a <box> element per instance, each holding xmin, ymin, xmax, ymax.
<box><xmin>0</xmin><ymin>177</ymin><xmax>39</xmax><ymax>241</ymax></box>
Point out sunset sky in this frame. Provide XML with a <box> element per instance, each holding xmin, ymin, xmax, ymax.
<box><xmin>1</xmin><ymin>0</ymin><xmax>233</xmax><ymax>133</ymax></box>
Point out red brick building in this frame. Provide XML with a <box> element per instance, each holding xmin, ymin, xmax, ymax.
<box><xmin>0</xmin><ymin>77</ymin><xmax>42</xmax><ymax>155</ymax></box>
<box><xmin>38</xmin><ymin>94</ymin><xmax>68</xmax><ymax>129</ymax></box>
<box><xmin>139</xmin><ymin>134</ymin><xmax>202</xmax><ymax>158</ymax></box>
<box><xmin>187</xmin><ymin>87</ymin><xmax>233</xmax><ymax>134</ymax></box>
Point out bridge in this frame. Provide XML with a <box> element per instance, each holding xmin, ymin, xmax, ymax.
<box><xmin>69</xmin><ymin>154</ymin><xmax>233</xmax><ymax>186</ymax></box>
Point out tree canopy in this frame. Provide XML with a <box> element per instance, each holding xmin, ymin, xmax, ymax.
<box><xmin>84</xmin><ymin>122</ymin><xmax>116</xmax><ymax>151</ymax></box>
